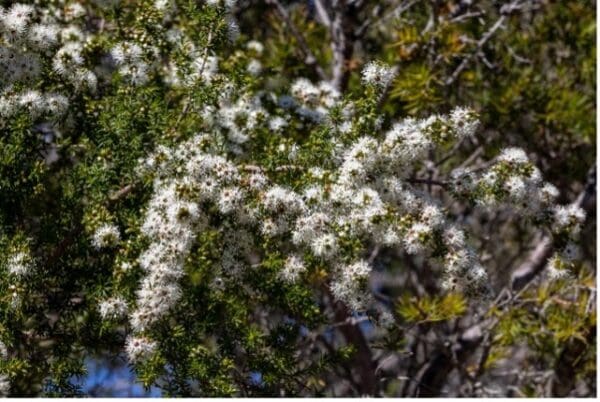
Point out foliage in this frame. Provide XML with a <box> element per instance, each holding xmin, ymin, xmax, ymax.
<box><xmin>0</xmin><ymin>0</ymin><xmax>595</xmax><ymax>397</ymax></box>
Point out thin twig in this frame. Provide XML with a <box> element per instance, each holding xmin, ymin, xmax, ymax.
<box><xmin>266</xmin><ymin>0</ymin><xmax>328</xmax><ymax>81</ymax></box>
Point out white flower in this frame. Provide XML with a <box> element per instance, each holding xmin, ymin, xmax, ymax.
<box><xmin>154</xmin><ymin>0</ymin><xmax>172</xmax><ymax>10</ymax></box>
<box><xmin>539</xmin><ymin>183</ymin><xmax>559</xmax><ymax>203</ymax></box>
<box><xmin>7</xmin><ymin>251</ymin><xmax>33</xmax><ymax>276</ymax></box>
<box><xmin>71</xmin><ymin>69</ymin><xmax>98</xmax><ymax>93</ymax></box>
<box><xmin>291</xmin><ymin>78</ymin><xmax>320</xmax><ymax>103</ymax></box>
<box><xmin>450</xmin><ymin>107</ymin><xmax>479</xmax><ymax>139</ymax></box>
<box><xmin>18</xmin><ymin>90</ymin><xmax>45</xmax><ymax>118</ymax></box>
<box><xmin>262</xmin><ymin>186</ymin><xmax>304</xmax><ymax>214</ymax></box>
<box><xmin>443</xmin><ymin>226</ymin><xmax>466</xmax><ymax>249</ymax></box>
<box><xmin>361</xmin><ymin>61</ymin><xmax>396</xmax><ymax>88</ymax></box>
<box><xmin>546</xmin><ymin>254</ymin><xmax>571</xmax><ymax>280</ymax></box>
<box><xmin>92</xmin><ymin>224</ymin><xmax>121</xmax><ymax>249</ymax></box>
<box><xmin>504</xmin><ymin>176</ymin><xmax>527</xmax><ymax>201</ymax></box>
<box><xmin>498</xmin><ymin>147</ymin><xmax>529</xmax><ymax>164</ymax></box>
<box><xmin>119</xmin><ymin>63</ymin><xmax>150</xmax><ymax>86</ymax></box>
<box><xmin>0</xmin><ymin>341</ymin><xmax>8</xmax><ymax>360</ymax></box>
<box><xmin>1</xmin><ymin>4</ymin><xmax>34</xmax><ymax>43</ymax></box>
<box><xmin>125</xmin><ymin>336</ymin><xmax>157</xmax><ymax>363</ymax></box>
<box><xmin>345</xmin><ymin>260</ymin><xmax>371</xmax><ymax>280</ymax></box>
<box><xmin>64</xmin><ymin>3</ymin><xmax>87</xmax><ymax>20</ymax></box>
<box><xmin>421</xmin><ymin>204</ymin><xmax>445</xmax><ymax>228</ymax></box>
<box><xmin>246</xmin><ymin>40</ymin><xmax>264</xmax><ymax>54</ymax></box>
<box><xmin>45</xmin><ymin>93</ymin><xmax>69</xmax><ymax>116</ymax></box>
<box><xmin>99</xmin><ymin>297</ymin><xmax>129</xmax><ymax>320</ymax></box>
<box><xmin>279</xmin><ymin>255</ymin><xmax>306</xmax><ymax>283</ymax></box>
<box><xmin>60</xmin><ymin>25</ymin><xmax>85</xmax><ymax>42</ymax></box>
<box><xmin>0</xmin><ymin>374</ymin><xmax>9</xmax><ymax>397</ymax></box>
<box><xmin>27</xmin><ymin>24</ymin><xmax>59</xmax><ymax>49</ymax></box>
<box><xmin>268</xmin><ymin>116</ymin><xmax>288</xmax><ymax>132</ymax></box>
<box><xmin>552</xmin><ymin>204</ymin><xmax>586</xmax><ymax>234</ymax></box>
<box><xmin>311</xmin><ymin>233</ymin><xmax>339</xmax><ymax>259</ymax></box>
<box><xmin>217</xmin><ymin>187</ymin><xmax>244</xmax><ymax>214</ymax></box>
<box><xmin>403</xmin><ymin>223</ymin><xmax>431</xmax><ymax>254</ymax></box>
<box><xmin>246</xmin><ymin>59</ymin><xmax>262</xmax><ymax>76</ymax></box>
<box><xmin>111</xmin><ymin>42</ymin><xmax>143</xmax><ymax>66</ymax></box>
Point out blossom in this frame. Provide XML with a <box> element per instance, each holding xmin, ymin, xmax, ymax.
<box><xmin>99</xmin><ymin>297</ymin><xmax>129</xmax><ymax>320</ymax></box>
<box><xmin>125</xmin><ymin>336</ymin><xmax>157</xmax><ymax>363</ymax></box>
<box><xmin>552</xmin><ymin>204</ymin><xmax>586</xmax><ymax>234</ymax></box>
<box><xmin>504</xmin><ymin>176</ymin><xmax>527</xmax><ymax>201</ymax></box>
<box><xmin>92</xmin><ymin>224</ymin><xmax>121</xmax><ymax>249</ymax></box>
<box><xmin>403</xmin><ymin>223</ymin><xmax>432</xmax><ymax>254</ymax></box>
<box><xmin>449</xmin><ymin>107</ymin><xmax>479</xmax><ymax>138</ymax></box>
<box><xmin>7</xmin><ymin>251</ymin><xmax>33</xmax><ymax>276</ymax></box>
<box><xmin>246</xmin><ymin>59</ymin><xmax>262</xmax><ymax>76</ymax></box>
<box><xmin>546</xmin><ymin>254</ymin><xmax>571</xmax><ymax>280</ymax></box>
<box><xmin>279</xmin><ymin>255</ymin><xmax>306</xmax><ymax>283</ymax></box>
<box><xmin>361</xmin><ymin>61</ymin><xmax>396</xmax><ymax>88</ymax></box>
<box><xmin>498</xmin><ymin>147</ymin><xmax>529</xmax><ymax>164</ymax></box>
<box><xmin>0</xmin><ymin>374</ymin><xmax>9</xmax><ymax>397</ymax></box>
<box><xmin>0</xmin><ymin>341</ymin><xmax>7</xmax><ymax>360</ymax></box>
<box><xmin>310</xmin><ymin>233</ymin><xmax>339</xmax><ymax>259</ymax></box>
<box><xmin>246</xmin><ymin>40</ymin><xmax>264</xmax><ymax>54</ymax></box>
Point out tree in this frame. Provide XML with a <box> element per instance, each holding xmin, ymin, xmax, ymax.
<box><xmin>0</xmin><ymin>0</ymin><xmax>595</xmax><ymax>397</ymax></box>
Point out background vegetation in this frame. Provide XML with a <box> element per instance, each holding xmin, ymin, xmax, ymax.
<box><xmin>0</xmin><ymin>0</ymin><xmax>595</xmax><ymax>397</ymax></box>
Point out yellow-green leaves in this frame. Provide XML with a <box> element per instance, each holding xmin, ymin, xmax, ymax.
<box><xmin>396</xmin><ymin>293</ymin><xmax>466</xmax><ymax>324</ymax></box>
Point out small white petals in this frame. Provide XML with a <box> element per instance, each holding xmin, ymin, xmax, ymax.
<box><xmin>0</xmin><ymin>374</ymin><xmax>9</xmax><ymax>397</ymax></box>
<box><xmin>361</xmin><ymin>61</ymin><xmax>396</xmax><ymax>88</ymax></box>
<box><xmin>92</xmin><ymin>224</ymin><xmax>121</xmax><ymax>249</ymax></box>
<box><xmin>279</xmin><ymin>255</ymin><xmax>306</xmax><ymax>283</ymax></box>
<box><xmin>311</xmin><ymin>233</ymin><xmax>339</xmax><ymax>259</ymax></box>
<box><xmin>7</xmin><ymin>251</ymin><xmax>33</xmax><ymax>276</ymax></box>
<box><xmin>450</xmin><ymin>107</ymin><xmax>479</xmax><ymax>138</ymax></box>
<box><xmin>125</xmin><ymin>336</ymin><xmax>157</xmax><ymax>363</ymax></box>
<box><xmin>0</xmin><ymin>341</ymin><xmax>8</xmax><ymax>360</ymax></box>
<box><xmin>99</xmin><ymin>297</ymin><xmax>129</xmax><ymax>320</ymax></box>
<box><xmin>498</xmin><ymin>147</ymin><xmax>529</xmax><ymax>164</ymax></box>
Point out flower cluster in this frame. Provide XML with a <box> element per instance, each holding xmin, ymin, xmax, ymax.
<box><xmin>0</xmin><ymin>374</ymin><xmax>9</xmax><ymax>397</ymax></box>
<box><xmin>92</xmin><ymin>224</ymin><xmax>121</xmax><ymax>249</ymax></box>
<box><xmin>289</xmin><ymin>78</ymin><xmax>342</xmax><ymax>123</ymax></box>
<box><xmin>110</xmin><ymin>42</ymin><xmax>160</xmax><ymax>86</ymax></box>
<box><xmin>99</xmin><ymin>297</ymin><xmax>129</xmax><ymax>320</ymax></box>
<box><xmin>125</xmin><ymin>336</ymin><xmax>157</xmax><ymax>363</ymax></box>
<box><xmin>546</xmin><ymin>204</ymin><xmax>586</xmax><ymax>278</ymax></box>
<box><xmin>0</xmin><ymin>341</ymin><xmax>8</xmax><ymax>395</ymax></box>
<box><xmin>361</xmin><ymin>61</ymin><xmax>397</xmax><ymax>88</ymax></box>
<box><xmin>449</xmin><ymin>146</ymin><xmax>586</xmax><ymax>279</ymax></box>
<box><xmin>6</xmin><ymin>251</ymin><xmax>34</xmax><ymax>277</ymax></box>
<box><xmin>126</xmin><ymin>101</ymin><xmax>489</xmax><ymax>346</ymax></box>
<box><xmin>97</xmin><ymin>56</ymin><xmax>587</xmax><ymax>363</ymax></box>
<box><xmin>0</xmin><ymin>3</ymin><xmax>97</xmax><ymax>121</ymax></box>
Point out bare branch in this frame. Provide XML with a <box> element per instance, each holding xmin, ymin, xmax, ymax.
<box><xmin>266</xmin><ymin>0</ymin><xmax>328</xmax><ymax>81</ymax></box>
<box><xmin>445</xmin><ymin>14</ymin><xmax>507</xmax><ymax>85</ymax></box>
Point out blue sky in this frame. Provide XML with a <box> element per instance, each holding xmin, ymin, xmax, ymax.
<box><xmin>70</xmin><ymin>357</ymin><xmax>162</xmax><ymax>397</ymax></box>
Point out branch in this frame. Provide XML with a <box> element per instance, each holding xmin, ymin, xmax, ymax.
<box><xmin>406</xmin><ymin>178</ymin><xmax>449</xmax><ymax>188</ymax></box>
<box><xmin>108</xmin><ymin>184</ymin><xmax>135</xmax><ymax>202</ymax></box>
<box><xmin>328</xmin><ymin>0</ymin><xmax>365</xmax><ymax>91</ymax></box>
<box><xmin>511</xmin><ymin>165</ymin><xmax>596</xmax><ymax>290</ymax></box>
<box><xmin>322</xmin><ymin>284</ymin><xmax>378</xmax><ymax>396</ymax></box>
<box><xmin>313</xmin><ymin>0</ymin><xmax>331</xmax><ymax>27</ymax></box>
<box><xmin>266</xmin><ymin>0</ymin><xmax>328</xmax><ymax>81</ymax></box>
<box><xmin>445</xmin><ymin>14</ymin><xmax>506</xmax><ymax>85</ymax></box>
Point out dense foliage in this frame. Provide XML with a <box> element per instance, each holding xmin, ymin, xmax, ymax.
<box><xmin>0</xmin><ymin>0</ymin><xmax>595</xmax><ymax>397</ymax></box>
